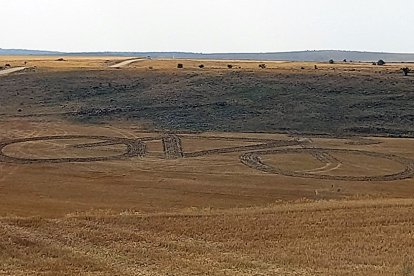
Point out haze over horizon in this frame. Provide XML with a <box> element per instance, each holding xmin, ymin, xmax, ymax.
<box><xmin>2</xmin><ymin>0</ymin><xmax>414</xmax><ymax>53</ymax></box>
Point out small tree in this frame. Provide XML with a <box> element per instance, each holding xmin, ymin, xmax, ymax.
<box><xmin>401</xmin><ymin>67</ymin><xmax>411</xmax><ymax>76</ymax></box>
<box><xmin>377</xmin><ymin>59</ymin><xmax>385</xmax><ymax>66</ymax></box>
<box><xmin>329</xmin><ymin>59</ymin><xmax>334</xmax><ymax>64</ymax></box>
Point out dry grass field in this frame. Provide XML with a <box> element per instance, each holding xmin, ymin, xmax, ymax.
<box><xmin>1</xmin><ymin>57</ymin><xmax>414</xmax><ymax>275</ymax></box>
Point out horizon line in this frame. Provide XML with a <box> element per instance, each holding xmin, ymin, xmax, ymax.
<box><xmin>2</xmin><ymin>48</ymin><xmax>414</xmax><ymax>55</ymax></box>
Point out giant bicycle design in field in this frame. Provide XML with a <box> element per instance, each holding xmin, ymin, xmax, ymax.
<box><xmin>0</xmin><ymin>134</ymin><xmax>413</xmax><ymax>181</ymax></box>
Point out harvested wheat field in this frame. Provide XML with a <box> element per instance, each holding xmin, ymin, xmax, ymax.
<box><xmin>1</xmin><ymin>57</ymin><xmax>414</xmax><ymax>275</ymax></box>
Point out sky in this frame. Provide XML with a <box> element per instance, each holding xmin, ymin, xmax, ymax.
<box><xmin>2</xmin><ymin>0</ymin><xmax>414</xmax><ymax>53</ymax></box>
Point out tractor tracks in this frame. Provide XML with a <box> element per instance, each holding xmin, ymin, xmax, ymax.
<box><xmin>0</xmin><ymin>133</ymin><xmax>413</xmax><ymax>181</ymax></box>
<box><xmin>240</xmin><ymin>148</ymin><xmax>414</xmax><ymax>181</ymax></box>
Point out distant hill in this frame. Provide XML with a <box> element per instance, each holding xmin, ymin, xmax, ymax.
<box><xmin>0</xmin><ymin>48</ymin><xmax>60</xmax><ymax>56</ymax></box>
<box><xmin>1</xmin><ymin>48</ymin><xmax>414</xmax><ymax>62</ymax></box>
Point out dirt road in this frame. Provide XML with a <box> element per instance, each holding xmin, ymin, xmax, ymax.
<box><xmin>109</xmin><ymin>59</ymin><xmax>145</xmax><ymax>68</ymax></box>
<box><xmin>0</xmin><ymin>67</ymin><xmax>26</xmax><ymax>76</ymax></box>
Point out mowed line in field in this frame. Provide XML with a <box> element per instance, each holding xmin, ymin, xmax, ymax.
<box><xmin>0</xmin><ymin>129</ymin><xmax>41</xmax><ymax>184</ymax></box>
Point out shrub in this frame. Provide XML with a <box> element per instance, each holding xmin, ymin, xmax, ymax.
<box><xmin>401</xmin><ymin>67</ymin><xmax>411</xmax><ymax>76</ymax></box>
<box><xmin>377</xmin><ymin>59</ymin><xmax>385</xmax><ymax>66</ymax></box>
<box><xmin>199</xmin><ymin>64</ymin><xmax>205</xmax><ymax>68</ymax></box>
<box><xmin>259</xmin><ymin>64</ymin><xmax>266</xmax><ymax>69</ymax></box>
<box><xmin>177</xmin><ymin>63</ymin><xmax>183</xmax><ymax>69</ymax></box>
<box><xmin>227</xmin><ymin>64</ymin><xmax>233</xmax><ymax>69</ymax></box>
<box><xmin>329</xmin><ymin>59</ymin><xmax>334</xmax><ymax>64</ymax></box>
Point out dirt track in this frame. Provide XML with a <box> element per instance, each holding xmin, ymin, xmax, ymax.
<box><xmin>0</xmin><ymin>67</ymin><xmax>26</xmax><ymax>76</ymax></box>
<box><xmin>109</xmin><ymin>58</ymin><xmax>145</xmax><ymax>68</ymax></box>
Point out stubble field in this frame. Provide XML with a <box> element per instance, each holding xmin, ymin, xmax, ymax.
<box><xmin>0</xmin><ymin>56</ymin><xmax>414</xmax><ymax>275</ymax></box>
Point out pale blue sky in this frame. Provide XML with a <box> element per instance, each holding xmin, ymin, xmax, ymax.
<box><xmin>2</xmin><ymin>0</ymin><xmax>414</xmax><ymax>53</ymax></box>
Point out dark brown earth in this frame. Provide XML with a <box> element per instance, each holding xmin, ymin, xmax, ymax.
<box><xmin>1</xmin><ymin>67</ymin><xmax>413</xmax><ymax>137</ymax></box>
